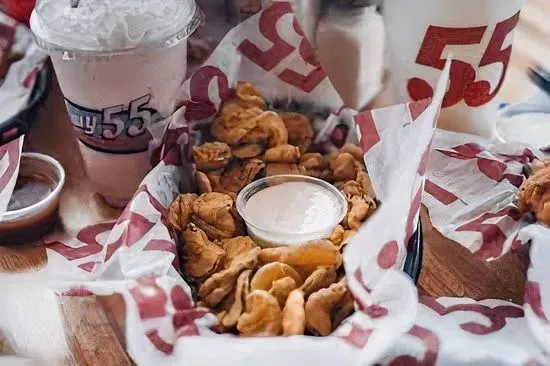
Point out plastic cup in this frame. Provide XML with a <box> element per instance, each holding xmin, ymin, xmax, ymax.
<box><xmin>30</xmin><ymin>0</ymin><xmax>201</xmax><ymax>207</ymax></box>
<box><xmin>383</xmin><ymin>0</ymin><xmax>525</xmax><ymax>140</ymax></box>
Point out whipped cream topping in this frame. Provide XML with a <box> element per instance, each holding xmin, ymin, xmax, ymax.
<box><xmin>30</xmin><ymin>0</ymin><xmax>197</xmax><ymax>52</ymax></box>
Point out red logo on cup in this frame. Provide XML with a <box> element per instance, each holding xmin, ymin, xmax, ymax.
<box><xmin>407</xmin><ymin>12</ymin><xmax>520</xmax><ymax>108</ymax></box>
<box><xmin>66</xmin><ymin>94</ymin><xmax>160</xmax><ymax>154</ymax></box>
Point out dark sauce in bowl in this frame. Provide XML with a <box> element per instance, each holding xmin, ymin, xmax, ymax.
<box><xmin>0</xmin><ymin>153</ymin><xmax>65</xmax><ymax>246</ymax></box>
<box><xmin>7</xmin><ymin>174</ymin><xmax>54</xmax><ymax>211</ymax></box>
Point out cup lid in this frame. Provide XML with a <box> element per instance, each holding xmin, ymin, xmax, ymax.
<box><xmin>30</xmin><ymin>0</ymin><xmax>202</xmax><ymax>55</ymax></box>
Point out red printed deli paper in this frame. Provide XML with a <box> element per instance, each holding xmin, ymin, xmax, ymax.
<box><xmin>38</xmin><ymin>1</ymin><xmax>546</xmax><ymax>365</ymax></box>
<box><xmin>0</xmin><ymin>13</ymin><xmax>45</xmax><ymax>219</ymax></box>
<box><xmin>422</xmin><ymin>132</ymin><xmax>536</xmax><ymax>260</ymax></box>
<box><xmin>416</xmin><ymin>131</ymin><xmax>550</xmax><ymax>363</ymax></box>
<box><xmin>0</xmin><ymin>12</ymin><xmax>45</xmax><ymax>122</ymax></box>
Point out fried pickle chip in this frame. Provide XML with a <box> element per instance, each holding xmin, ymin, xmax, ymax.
<box><xmin>304</xmin><ymin>168</ymin><xmax>334</xmax><ymax>182</ymax></box>
<box><xmin>219</xmin><ymin>236</ymin><xmax>259</xmax><ymax>269</ymax></box>
<box><xmin>305</xmin><ymin>281</ymin><xmax>347</xmax><ymax>336</ymax></box>
<box><xmin>356</xmin><ymin>170</ymin><xmax>376</xmax><ymax>199</ymax></box>
<box><xmin>330</xmin><ymin>152</ymin><xmax>359</xmax><ymax>182</ymax></box>
<box><xmin>279</xmin><ymin>112</ymin><xmax>313</xmax><ymax>153</ymax></box>
<box><xmin>192</xmin><ymin>142</ymin><xmax>233</xmax><ymax>171</ymax></box>
<box><xmin>299</xmin><ymin>266</ymin><xmax>338</xmax><ymax>298</ymax></box>
<box><xmin>517</xmin><ymin>166</ymin><xmax>550</xmax><ymax>226</ymax></box>
<box><xmin>192</xmin><ymin>193</ymin><xmax>237</xmax><ymax>237</ymax></box>
<box><xmin>292</xmin><ymin>265</ymin><xmax>321</xmax><ymax>280</ymax></box>
<box><xmin>217</xmin><ymin>289</ymin><xmax>236</xmax><ymax>313</ymax></box>
<box><xmin>191</xmin><ymin>215</ymin><xmax>235</xmax><ymax>241</ymax></box>
<box><xmin>259</xmin><ymin>240</ymin><xmax>342</xmax><ymax>268</ymax></box>
<box><xmin>236</xmin><ymin>82</ymin><xmax>267</xmax><ymax>110</ymax></box>
<box><xmin>199</xmin><ymin>253</ymin><xmax>258</xmax><ymax>307</ymax></box>
<box><xmin>181</xmin><ymin>224</ymin><xmax>225</xmax><ymax>279</ymax></box>
<box><xmin>232</xmin><ymin>144</ymin><xmax>265</xmax><ymax>159</ymax></box>
<box><xmin>300</xmin><ymin>153</ymin><xmax>328</xmax><ymax>170</ymax></box>
<box><xmin>242</xmin><ymin>111</ymin><xmax>288</xmax><ymax>148</ymax></box>
<box><xmin>222</xmin><ymin>269</ymin><xmax>252</xmax><ymax>328</ymax></box>
<box><xmin>327</xmin><ymin>225</ymin><xmax>345</xmax><ymax>247</ymax></box>
<box><xmin>168</xmin><ymin>193</ymin><xmax>198</xmax><ymax>232</ymax></box>
<box><xmin>196</xmin><ymin>171</ymin><xmax>213</xmax><ymax>195</ymax></box>
<box><xmin>340</xmin><ymin>143</ymin><xmax>364</xmax><ymax>163</ymax></box>
<box><xmin>282</xmin><ymin>289</ymin><xmax>306</xmax><ymax>336</ymax></box>
<box><xmin>266</xmin><ymin>163</ymin><xmax>307</xmax><ymax>177</ymax></box>
<box><xmin>530</xmin><ymin>159</ymin><xmax>550</xmax><ymax>175</ymax></box>
<box><xmin>251</xmin><ymin>262</ymin><xmax>303</xmax><ymax>291</ymax></box>
<box><xmin>264</xmin><ymin>144</ymin><xmax>301</xmax><ymax>164</ymax></box>
<box><xmin>219</xmin><ymin>159</ymin><xmax>265</xmax><ymax>197</ymax></box>
<box><xmin>332</xmin><ymin>290</ymin><xmax>355</xmax><ymax>330</ymax></box>
<box><xmin>216</xmin><ymin>310</ymin><xmax>228</xmax><ymax>324</ymax></box>
<box><xmin>212</xmin><ymin>105</ymin><xmax>264</xmax><ymax>145</ymax></box>
<box><xmin>341</xmin><ymin>181</ymin><xmax>363</xmax><ymax>201</ymax></box>
<box><xmin>237</xmin><ymin>290</ymin><xmax>283</xmax><ymax>336</ymax></box>
<box><xmin>348</xmin><ymin>195</ymin><xmax>377</xmax><ymax>230</ymax></box>
<box><xmin>269</xmin><ymin>276</ymin><xmax>299</xmax><ymax>308</ymax></box>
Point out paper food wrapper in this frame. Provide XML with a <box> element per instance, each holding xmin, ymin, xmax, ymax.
<box><xmin>188</xmin><ymin>0</ymin><xmax>266</xmax><ymax>77</ymax></box>
<box><xmin>0</xmin><ymin>13</ymin><xmax>45</xmax><ymax>218</ymax></box>
<box><xmin>383</xmin><ymin>0</ymin><xmax>525</xmax><ymax>140</ymax></box>
<box><xmin>17</xmin><ymin>1</ymin><xmax>549</xmax><ymax>365</ymax></box>
<box><xmin>0</xmin><ymin>12</ymin><xmax>44</xmax><ymax>122</ymax></box>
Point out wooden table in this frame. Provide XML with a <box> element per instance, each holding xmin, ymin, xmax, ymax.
<box><xmin>1</xmin><ymin>1</ymin><xmax>549</xmax><ymax>363</ymax></box>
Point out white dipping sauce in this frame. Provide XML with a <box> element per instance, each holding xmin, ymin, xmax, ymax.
<box><xmin>244</xmin><ymin>182</ymin><xmax>342</xmax><ymax>246</ymax></box>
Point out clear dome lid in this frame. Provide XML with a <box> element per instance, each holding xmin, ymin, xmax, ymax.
<box><xmin>30</xmin><ymin>0</ymin><xmax>202</xmax><ymax>55</ymax></box>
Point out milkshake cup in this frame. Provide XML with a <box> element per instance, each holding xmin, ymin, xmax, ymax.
<box><xmin>383</xmin><ymin>0</ymin><xmax>525</xmax><ymax>140</ymax></box>
<box><xmin>30</xmin><ymin>0</ymin><xmax>201</xmax><ymax>207</ymax></box>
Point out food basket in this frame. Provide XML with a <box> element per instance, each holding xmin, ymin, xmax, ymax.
<box><xmin>18</xmin><ymin>0</ymin><xmax>550</xmax><ymax>364</ymax></box>
<box><xmin>40</xmin><ymin>2</ymin><xmax>449</xmax><ymax>364</ymax></box>
<box><xmin>0</xmin><ymin>62</ymin><xmax>50</xmax><ymax>146</ymax></box>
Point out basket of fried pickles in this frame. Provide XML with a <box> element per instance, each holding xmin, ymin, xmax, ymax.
<box><xmin>166</xmin><ymin>82</ymin><xmax>419</xmax><ymax>337</ymax></box>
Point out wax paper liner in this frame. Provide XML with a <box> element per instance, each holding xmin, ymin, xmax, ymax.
<box><xmin>37</xmin><ymin>1</ymin><xmax>549</xmax><ymax>365</ymax></box>
<box><xmin>414</xmin><ymin>127</ymin><xmax>550</xmax><ymax>364</ymax></box>
<box><xmin>0</xmin><ymin>12</ymin><xmax>44</xmax><ymax>122</ymax></box>
<box><xmin>0</xmin><ymin>12</ymin><xmax>45</xmax><ymax>219</ymax></box>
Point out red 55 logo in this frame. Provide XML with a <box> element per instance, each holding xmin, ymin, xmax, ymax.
<box><xmin>408</xmin><ymin>12</ymin><xmax>520</xmax><ymax>108</ymax></box>
<box><xmin>237</xmin><ymin>2</ymin><xmax>326</xmax><ymax>93</ymax></box>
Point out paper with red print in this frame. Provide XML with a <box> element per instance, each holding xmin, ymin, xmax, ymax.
<box><xmin>0</xmin><ymin>136</ymin><xmax>23</xmax><ymax>219</ymax></box>
<box><xmin>26</xmin><ymin>1</ymin><xmax>550</xmax><ymax>365</ymax></box>
<box><xmin>422</xmin><ymin>130</ymin><xmax>538</xmax><ymax>260</ymax></box>
<box><xmin>0</xmin><ymin>14</ymin><xmax>43</xmax><ymax>220</ymax></box>
<box><xmin>0</xmin><ymin>12</ymin><xmax>45</xmax><ymax>122</ymax></box>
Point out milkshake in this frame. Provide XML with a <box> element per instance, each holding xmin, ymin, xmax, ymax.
<box><xmin>30</xmin><ymin>0</ymin><xmax>201</xmax><ymax>207</ymax></box>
